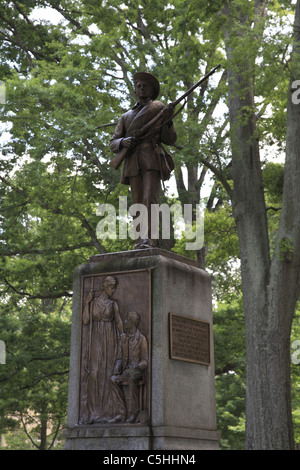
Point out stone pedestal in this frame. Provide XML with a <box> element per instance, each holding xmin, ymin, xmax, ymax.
<box><xmin>64</xmin><ymin>249</ymin><xmax>219</xmax><ymax>450</ymax></box>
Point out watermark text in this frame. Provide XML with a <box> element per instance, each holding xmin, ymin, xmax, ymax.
<box><xmin>292</xmin><ymin>340</ymin><xmax>300</xmax><ymax>365</ymax></box>
<box><xmin>0</xmin><ymin>81</ymin><xmax>5</xmax><ymax>104</ymax></box>
<box><xmin>0</xmin><ymin>340</ymin><xmax>6</xmax><ymax>364</ymax></box>
<box><xmin>96</xmin><ymin>196</ymin><xmax>204</xmax><ymax>250</ymax></box>
<box><xmin>291</xmin><ymin>80</ymin><xmax>300</xmax><ymax>104</ymax></box>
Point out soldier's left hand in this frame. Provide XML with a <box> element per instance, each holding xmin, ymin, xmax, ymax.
<box><xmin>163</xmin><ymin>103</ymin><xmax>174</xmax><ymax>121</ymax></box>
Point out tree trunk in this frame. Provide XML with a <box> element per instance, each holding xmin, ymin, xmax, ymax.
<box><xmin>224</xmin><ymin>0</ymin><xmax>300</xmax><ymax>449</ymax></box>
<box><xmin>40</xmin><ymin>403</ymin><xmax>48</xmax><ymax>450</ymax></box>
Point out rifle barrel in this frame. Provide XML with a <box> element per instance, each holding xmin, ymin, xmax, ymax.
<box><xmin>173</xmin><ymin>64</ymin><xmax>221</xmax><ymax>107</ymax></box>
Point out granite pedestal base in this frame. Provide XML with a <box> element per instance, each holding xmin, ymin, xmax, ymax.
<box><xmin>64</xmin><ymin>249</ymin><xmax>219</xmax><ymax>450</ymax></box>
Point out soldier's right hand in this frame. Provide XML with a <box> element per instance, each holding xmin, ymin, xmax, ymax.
<box><xmin>121</xmin><ymin>137</ymin><xmax>137</xmax><ymax>149</ymax></box>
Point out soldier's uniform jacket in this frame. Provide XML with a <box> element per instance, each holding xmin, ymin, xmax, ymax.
<box><xmin>115</xmin><ymin>329</ymin><xmax>148</xmax><ymax>374</ymax></box>
<box><xmin>110</xmin><ymin>100</ymin><xmax>177</xmax><ymax>185</ymax></box>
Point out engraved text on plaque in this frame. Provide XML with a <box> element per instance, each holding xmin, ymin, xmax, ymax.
<box><xmin>169</xmin><ymin>313</ymin><xmax>210</xmax><ymax>365</ymax></box>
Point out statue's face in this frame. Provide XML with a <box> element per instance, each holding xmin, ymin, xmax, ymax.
<box><xmin>105</xmin><ymin>280</ymin><xmax>116</xmax><ymax>296</ymax></box>
<box><xmin>124</xmin><ymin>314</ymin><xmax>132</xmax><ymax>331</ymax></box>
<box><xmin>124</xmin><ymin>312</ymin><xmax>138</xmax><ymax>331</ymax></box>
<box><xmin>135</xmin><ymin>79</ymin><xmax>153</xmax><ymax>101</ymax></box>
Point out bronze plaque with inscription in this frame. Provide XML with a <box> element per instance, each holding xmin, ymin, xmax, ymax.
<box><xmin>169</xmin><ymin>313</ymin><xmax>210</xmax><ymax>366</ymax></box>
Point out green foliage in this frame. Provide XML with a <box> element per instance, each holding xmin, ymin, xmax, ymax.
<box><xmin>214</xmin><ymin>298</ymin><xmax>246</xmax><ymax>375</ymax></box>
<box><xmin>0</xmin><ymin>299</ymin><xmax>71</xmax><ymax>449</ymax></box>
<box><xmin>291</xmin><ymin>303</ymin><xmax>300</xmax><ymax>446</ymax></box>
<box><xmin>215</xmin><ymin>373</ymin><xmax>246</xmax><ymax>450</ymax></box>
<box><xmin>213</xmin><ymin>298</ymin><xmax>246</xmax><ymax>449</ymax></box>
<box><xmin>263</xmin><ymin>162</ymin><xmax>284</xmax><ymax>205</ymax></box>
<box><xmin>204</xmin><ymin>203</ymin><xmax>240</xmax><ymax>298</ymax></box>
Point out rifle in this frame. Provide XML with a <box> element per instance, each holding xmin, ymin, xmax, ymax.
<box><xmin>109</xmin><ymin>64</ymin><xmax>221</xmax><ymax>170</ymax></box>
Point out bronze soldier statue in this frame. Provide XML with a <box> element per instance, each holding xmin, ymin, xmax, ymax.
<box><xmin>109</xmin><ymin>66</ymin><xmax>221</xmax><ymax>249</ymax></box>
<box><xmin>110</xmin><ymin>72</ymin><xmax>177</xmax><ymax>249</ymax></box>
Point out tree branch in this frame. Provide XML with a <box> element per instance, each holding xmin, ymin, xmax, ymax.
<box><xmin>200</xmin><ymin>157</ymin><xmax>233</xmax><ymax>198</ymax></box>
<box><xmin>0</xmin><ymin>242</ymin><xmax>95</xmax><ymax>257</ymax></box>
<box><xmin>42</xmin><ymin>1</ymin><xmax>93</xmax><ymax>38</ymax></box>
<box><xmin>12</xmin><ymin>1</ymin><xmax>34</xmax><ymax>25</ymax></box>
<box><xmin>95</xmin><ymin>121</ymin><xmax>118</xmax><ymax>130</ymax></box>
<box><xmin>20</xmin><ymin>413</ymin><xmax>40</xmax><ymax>449</ymax></box>
<box><xmin>20</xmin><ymin>370</ymin><xmax>69</xmax><ymax>390</ymax></box>
<box><xmin>2</xmin><ymin>276</ymin><xmax>72</xmax><ymax>299</ymax></box>
<box><xmin>215</xmin><ymin>363</ymin><xmax>237</xmax><ymax>376</ymax></box>
<box><xmin>0</xmin><ymin>353</ymin><xmax>69</xmax><ymax>383</ymax></box>
<box><xmin>48</xmin><ymin>420</ymin><xmax>62</xmax><ymax>450</ymax></box>
<box><xmin>0</xmin><ymin>175</ymin><xmax>106</xmax><ymax>254</ymax></box>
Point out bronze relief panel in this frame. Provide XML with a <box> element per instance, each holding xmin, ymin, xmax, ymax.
<box><xmin>78</xmin><ymin>269</ymin><xmax>151</xmax><ymax>426</ymax></box>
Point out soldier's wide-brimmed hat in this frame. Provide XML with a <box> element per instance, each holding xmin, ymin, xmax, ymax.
<box><xmin>133</xmin><ymin>72</ymin><xmax>160</xmax><ymax>100</ymax></box>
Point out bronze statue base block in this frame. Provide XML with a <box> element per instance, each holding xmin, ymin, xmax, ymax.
<box><xmin>64</xmin><ymin>248</ymin><xmax>220</xmax><ymax>450</ymax></box>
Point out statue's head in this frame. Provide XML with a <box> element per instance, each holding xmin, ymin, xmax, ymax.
<box><xmin>133</xmin><ymin>72</ymin><xmax>160</xmax><ymax>100</ymax></box>
<box><xmin>101</xmin><ymin>276</ymin><xmax>117</xmax><ymax>295</ymax></box>
<box><xmin>125</xmin><ymin>311</ymin><xmax>141</xmax><ymax>330</ymax></box>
